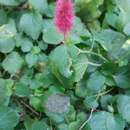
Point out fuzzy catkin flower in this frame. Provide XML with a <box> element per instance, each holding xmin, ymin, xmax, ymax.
<box><xmin>54</xmin><ymin>0</ymin><xmax>74</xmax><ymax>40</ymax></box>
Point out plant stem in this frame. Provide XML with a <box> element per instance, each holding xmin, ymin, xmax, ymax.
<box><xmin>79</xmin><ymin>108</ymin><xmax>94</xmax><ymax>130</ymax></box>
<box><xmin>87</xmin><ymin>61</ymin><xmax>102</xmax><ymax>66</ymax></box>
<box><xmin>79</xmin><ymin>49</ymin><xmax>108</xmax><ymax>62</ymax></box>
<box><xmin>20</xmin><ymin>100</ymin><xmax>40</xmax><ymax>117</ymax></box>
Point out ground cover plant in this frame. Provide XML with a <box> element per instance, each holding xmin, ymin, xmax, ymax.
<box><xmin>0</xmin><ymin>0</ymin><xmax>130</xmax><ymax>130</ymax></box>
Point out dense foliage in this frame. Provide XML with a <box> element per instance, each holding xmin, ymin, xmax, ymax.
<box><xmin>0</xmin><ymin>0</ymin><xmax>130</xmax><ymax>130</ymax></box>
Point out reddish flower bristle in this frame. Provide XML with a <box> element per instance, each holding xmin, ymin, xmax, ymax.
<box><xmin>54</xmin><ymin>0</ymin><xmax>75</xmax><ymax>41</ymax></box>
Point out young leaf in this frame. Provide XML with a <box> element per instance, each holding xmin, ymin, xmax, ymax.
<box><xmin>0</xmin><ymin>106</ymin><xmax>19</xmax><ymax>129</ymax></box>
<box><xmin>2</xmin><ymin>52</ymin><xmax>24</xmax><ymax>74</ymax></box>
<box><xmin>20</xmin><ymin>12</ymin><xmax>42</xmax><ymax>40</ymax></box>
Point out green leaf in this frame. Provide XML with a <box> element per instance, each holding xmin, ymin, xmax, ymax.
<box><xmin>15</xmin><ymin>83</ymin><xmax>30</xmax><ymax>97</ymax></box>
<box><xmin>0</xmin><ymin>0</ymin><xmax>130</xmax><ymax>129</ymax></box>
<box><xmin>49</xmin><ymin>45</ymin><xmax>72</xmax><ymax>78</ymax></box>
<box><xmin>75</xmin><ymin>82</ymin><xmax>88</xmax><ymax>98</ymax></box>
<box><xmin>20</xmin><ymin>12</ymin><xmax>42</xmax><ymax>40</ymax></box>
<box><xmin>29</xmin><ymin>0</ymin><xmax>48</xmax><ymax>14</ymax></box>
<box><xmin>45</xmin><ymin>112</ymin><xmax>65</xmax><ymax>123</ymax></box>
<box><xmin>117</xmin><ymin>95</ymin><xmax>130</xmax><ymax>123</ymax></box>
<box><xmin>43</xmin><ymin>26</ymin><xmax>63</xmax><ymax>44</ymax></box>
<box><xmin>25</xmin><ymin>53</ymin><xmax>38</xmax><ymax>68</ymax></box>
<box><xmin>117</xmin><ymin>0</ymin><xmax>130</xmax><ymax>23</ymax></box>
<box><xmin>29</xmin><ymin>96</ymin><xmax>42</xmax><ymax>111</ymax></box>
<box><xmin>100</xmin><ymin>95</ymin><xmax>114</xmax><ymax>110</ymax></box>
<box><xmin>0</xmin><ymin>79</ymin><xmax>13</xmax><ymax>106</ymax></box>
<box><xmin>0</xmin><ymin>38</ymin><xmax>15</xmax><ymax>53</ymax></box>
<box><xmin>21</xmin><ymin>38</ymin><xmax>33</xmax><ymax>52</ymax></box>
<box><xmin>69</xmin><ymin>112</ymin><xmax>88</xmax><ymax>130</ymax></box>
<box><xmin>87</xmin><ymin>71</ymin><xmax>105</xmax><ymax>93</ymax></box>
<box><xmin>31</xmin><ymin>46</ymin><xmax>41</xmax><ymax>54</ymax></box>
<box><xmin>113</xmin><ymin>67</ymin><xmax>130</xmax><ymax>89</ymax></box>
<box><xmin>0</xmin><ymin>20</ymin><xmax>16</xmax><ymax>53</ymax></box>
<box><xmin>75</xmin><ymin>0</ymin><xmax>104</xmax><ymax>22</ymax></box>
<box><xmin>105</xmin><ymin>6</ymin><xmax>126</xmax><ymax>31</ymax></box>
<box><xmin>69</xmin><ymin>17</ymin><xmax>90</xmax><ymax>44</ymax></box>
<box><xmin>123</xmin><ymin>23</ymin><xmax>130</xmax><ymax>36</ymax></box>
<box><xmin>31</xmin><ymin>120</ymin><xmax>50</xmax><ymax>130</ymax></box>
<box><xmin>73</xmin><ymin>54</ymin><xmax>88</xmax><ymax>82</ymax></box>
<box><xmin>33</xmin><ymin>70</ymin><xmax>53</xmax><ymax>89</ymax></box>
<box><xmin>38</xmin><ymin>41</ymin><xmax>48</xmax><ymax>51</ymax></box>
<box><xmin>25</xmin><ymin>119</ymin><xmax>50</xmax><ymax>130</ymax></box>
<box><xmin>94</xmin><ymin>29</ymin><xmax>126</xmax><ymax>60</ymax></box>
<box><xmin>0</xmin><ymin>106</ymin><xmax>19</xmax><ymax>129</ymax></box>
<box><xmin>0</xmin><ymin>0</ymin><xmax>22</xmax><ymax>6</ymax></box>
<box><xmin>88</xmin><ymin>111</ymin><xmax>125</xmax><ymax>130</ymax></box>
<box><xmin>66</xmin><ymin>105</ymin><xmax>76</xmax><ymax>122</ymax></box>
<box><xmin>105</xmin><ymin>0</ymin><xmax>130</xmax><ymax>31</ymax></box>
<box><xmin>2</xmin><ymin>52</ymin><xmax>24</xmax><ymax>74</ymax></box>
<box><xmin>84</xmin><ymin>96</ymin><xmax>98</xmax><ymax>109</ymax></box>
<box><xmin>57</xmin><ymin>124</ymin><xmax>68</xmax><ymax>130</ymax></box>
<box><xmin>0</xmin><ymin>9</ymin><xmax>8</xmax><ymax>26</ymax></box>
<box><xmin>45</xmin><ymin>3</ymin><xmax>55</xmax><ymax>18</ymax></box>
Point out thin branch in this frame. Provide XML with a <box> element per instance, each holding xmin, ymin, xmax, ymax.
<box><xmin>89</xmin><ymin>36</ymin><xmax>95</xmax><ymax>52</ymax></box>
<box><xmin>79</xmin><ymin>49</ymin><xmax>108</xmax><ymax>62</ymax></box>
<box><xmin>49</xmin><ymin>120</ymin><xmax>53</xmax><ymax>130</ymax></box>
<box><xmin>87</xmin><ymin>61</ymin><xmax>102</xmax><ymax>67</ymax></box>
<box><xmin>86</xmin><ymin>88</ymin><xmax>113</xmax><ymax>100</ymax></box>
<box><xmin>20</xmin><ymin>100</ymin><xmax>40</xmax><ymax>117</ymax></box>
<box><xmin>79</xmin><ymin>108</ymin><xmax>94</xmax><ymax>130</ymax></box>
<box><xmin>78</xmin><ymin>89</ymin><xmax>113</xmax><ymax>130</ymax></box>
<box><xmin>96</xmin><ymin>88</ymin><xmax>113</xmax><ymax>100</ymax></box>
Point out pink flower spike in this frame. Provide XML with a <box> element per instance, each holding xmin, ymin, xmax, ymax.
<box><xmin>54</xmin><ymin>0</ymin><xmax>75</xmax><ymax>41</ymax></box>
